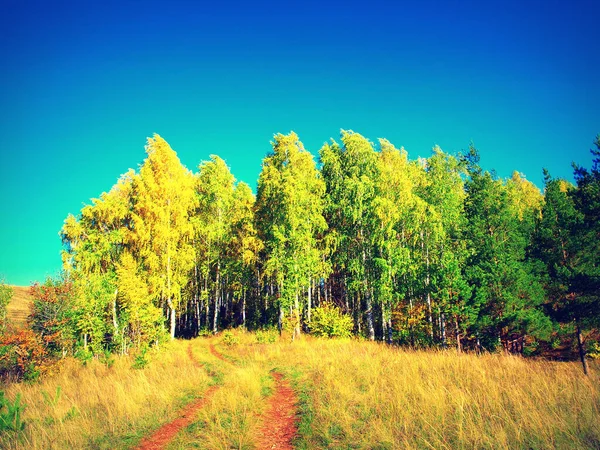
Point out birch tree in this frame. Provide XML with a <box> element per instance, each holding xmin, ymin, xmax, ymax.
<box><xmin>131</xmin><ymin>134</ymin><xmax>196</xmax><ymax>339</ymax></box>
<box><xmin>256</xmin><ymin>132</ymin><xmax>326</xmax><ymax>339</ymax></box>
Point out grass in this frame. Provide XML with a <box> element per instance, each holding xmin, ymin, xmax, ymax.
<box><xmin>1</xmin><ymin>330</ymin><xmax>598</xmax><ymax>449</ymax></box>
<box><xmin>6</xmin><ymin>286</ymin><xmax>32</xmax><ymax>328</ymax></box>
<box><xmin>0</xmin><ymin>339</ymin><xmax>214</xmax><ymax>449</ymax></box>
<box><xmin>223</xmin><ymin>332</ymin><xmax>600</xmax><ymax>450</ymax></box>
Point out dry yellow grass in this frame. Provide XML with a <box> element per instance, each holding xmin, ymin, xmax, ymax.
<box><xmin>1</xmin><ymin>331</ymin><xmax>598</xmax><ymax>449</ymax></box>
<box><xmin>225</xmin><ymin>333</ymin><xmax>600</xmax><ymax>450</ymax></box>
<box><xmin>6</xmin><ymin>286</ymin><xmax>32</xmax><ymax>328</ymax></box>
<box><xmin>0</xmin><ymin>339</ymin><xmax>214</xmax><ymax>449</ymax></box>
<box><xmin>167</xmin><ymin>336</ymin><xmax>274</xmax><ymax>450</ymax></box>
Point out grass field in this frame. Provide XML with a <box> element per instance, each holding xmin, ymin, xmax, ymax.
<box><xmin>6</xmin><ymin>286</ymin><xmax>32</xmax><ymax>328</ymax></box>
<box><xmin>1</xmin><ymin>331</ymin><xmax>598</xmax><ymax>449</ymax></box>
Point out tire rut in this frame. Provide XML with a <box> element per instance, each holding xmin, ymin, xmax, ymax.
<box><xmin>133</xmin><ymin>343</ymin><xmax>220</xmax><ymax>450</ymax></box>
<box><xmin>254</xmin><ymin>371</ymin><xmax>299</xmax><ymax>450</ymax></box>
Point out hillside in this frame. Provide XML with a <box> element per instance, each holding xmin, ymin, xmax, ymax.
<box><xmin>6</xmin><ymin>286</ymin><xmax>32</xmax><ymax>328</ymax></box>
<box><xmin>1</xmin><ymin>332</ymin><xmax>598</xmax><ymax>449</ymax></box>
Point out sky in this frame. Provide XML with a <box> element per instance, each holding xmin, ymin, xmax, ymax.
<box><xmin>0</xmin><ymin>0</ymin><xmax>599</xmax><ymax>286</ymax></box>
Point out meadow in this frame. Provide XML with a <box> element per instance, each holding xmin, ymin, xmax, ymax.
<box><xmin>1</xmin><ymin>330</ymin><xmax>598</xmax><ymax>449</ymax></box>
<box><xmin>5</xmin><ymin>286</ymin><xmax>31</xmax><ymax>329</ymax></box>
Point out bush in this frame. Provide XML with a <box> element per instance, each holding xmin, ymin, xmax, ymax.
<box><xmin>131</xmin><ymin>344</ymin><xmax>149</xmax><ymax>370</ymax></box>
<box><xmin>255</xmin><ymin>329</ymin><xmax>277</xmax><ymax>344</ymax></box>
<box><xmin>0</xmin><ymin>329</ymin><xmax>48</xmax><ymax>381</ymax></box>
<box><xmin>29</xmin><ymin>277</ymin><xmax>77</xmax><ymax>358</ymax></box>
<box><xmin>309</xmin><ymin>303</ymin><xmax>353</xmax><ymax>338</ymax></box>
<box><xmin>222</xmin><ymin>331</ymin><xmax>239</xmax><ymax>346</ymax></box>
<box><xmin>588</xmin><ymin>340</ymin><xmax>600</xmax><ymax>359</ymax></box>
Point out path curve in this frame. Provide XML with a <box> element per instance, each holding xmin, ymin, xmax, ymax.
<box><xmin>254</xmin><ymin>372</ymin><xmax>299</xmax><ymax>450</ymax></box>
<box><xmin>209</xmin><ymin>342</ymin><xmax>230</xmax><ymax>363</ymax></box>
<box><xmin>134</xmin><ymin>343</ymin><xmax>219</xmax><ymax>450</ymax></box>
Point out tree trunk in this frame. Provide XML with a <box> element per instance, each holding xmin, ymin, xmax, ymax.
<box><xmin>112</xmin><ymin>289</ymin><xmax>119</xmax><ymax>336</ymax></box>
<box><xmin>408</xmin><ymin>285</ymin><xmax>414</xmax><ymax>347</ymax></box>
<box><xmin>242</xmin><ymin>288</ymin><xmax>247</xmax><ymax>329</ymax></box>
<box><xmin>204</xmin><ymin>277</ymin><xmax>209</xmax><ymax>330</ymax></box>
<box><xmin>424</xmin><ymin>232</ymin><xmax>434</xmax><ymax>342</ymax></box>
<box><xmin>307</xmin><ymin>278</ymin><xmax>312</xmax><ymax>324</ymax></box>
<box><xmin>169</xmin><ymin>302</ymin><xmax>176</xmax><ymax>339</ymax></box>
<box><xmin>363</xmin><ymin>245</ymin><xmax>375</xmax><ymax>341</ymax></box>
<box><xmin>381</xmin><ymin>301</ymin><xmax>387</xmax><ymax>342</ymax></box>
<box><xmin>317</xmin><ymin>277</ymin><xmax>321</xmax><ymax>306</ymax></box>
<box><xmin>441</xmin><ymin>312</ymin><xmax>447</xmax><ymax>349</ymax></box>
<box><xmin>212</xmin><ymin>262</ymin><xmax>220</xmax><ymax>334</ymax></box>
<box><xmin>194</xmin><ymin>263</ymin><xmax>200</xmax><ymax>335</ymax></box>
<box><xmin>278</xmin><ymin>304</ymin><xmax>283</xmax><ymax>336</ymax></box>
<box><xmin>365</xmin><ymin>288</ymin><xmax>375</xmax><ymax>341</ymax></box>
<box><xmin>294</xmin><ymin>291</ymin><xmax>301</xmax><ymax>340</ymax></box>
<box><xmin>575</xmin><ymin>318</ymin><xmax>589</xmax><ymax>376</ymax></box>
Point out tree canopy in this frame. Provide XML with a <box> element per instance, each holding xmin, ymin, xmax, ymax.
<box><xmin>48</xmin><ymin>130</ymin><xmax>599</xmax><ymax>372</ymax></box>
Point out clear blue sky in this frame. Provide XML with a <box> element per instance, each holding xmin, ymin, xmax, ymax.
<box><xmin>1</xmin><ymin>0</ymin><xmax>598</xmax><ymax>286</ymax></box>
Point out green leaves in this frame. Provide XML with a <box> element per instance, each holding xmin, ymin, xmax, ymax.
<box><xmin>0</xmin><ymin>391</ymin><xmax>25</xmax><ymax>433</ymax></box>
<box><xmin>256</xmin><ymin>132</ymin><xmax>326</xmax><ymax>321</ymax></box>
<box><xmin>52</xmin><ymin>129</ymin><xmax>597</xmax><ymax>358</ymax></box>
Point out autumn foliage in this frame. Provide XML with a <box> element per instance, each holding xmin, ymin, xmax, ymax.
<box><xmin>0</xmin><ymin>329</ymin><xmax>47</xmax><ymax>381</ymax></box>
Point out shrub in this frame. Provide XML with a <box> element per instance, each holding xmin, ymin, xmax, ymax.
<box><xmin>222</xmin><ymin>331</ymin><xmax>240</xmax><ymax>346</ymax></box>
<box><xmin>29</xmin><ymin>277</ymin><xmax>77</xmax><ymax>358</ymax></box>
<box><xmin>588</xmin><ymin>340</ymin><xmax>600</xmax><ymax>359</ymax></box>
<box><xmin>0</xmin><ymin>329</ymin><xmax>48</xmax><ymax>381</ymax></box>
<box><xmin>255</xmin><ymin>329</ymin><xmax>277</xmax><ymax>344</ymax></box>
<box><xmin>131</xmin><ymin>344</ymin><xmax>149</xmax><ymax>370</ymax></box>
<box><xmin>309</xmin><ymin>303</ymin><xmax>353</xmax><ymax>338</ymax></box>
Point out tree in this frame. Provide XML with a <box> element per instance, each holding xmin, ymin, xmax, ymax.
<box><xmin>60</xmin><ymin>172</ymin><xmax>134</xmax><ymax>353</ymax></box>
<box><xmin>420</xmin><ymin>147</ymin><xmax>470</xmax><ymax>349</ymax></box>
<box><xmin>131</xmin><ymin>134</ymin><xmax>196</xmax><ymax>339</ymax></box>
<box><xmin>228</xmin><ymin>182</ymin><xmax>262</xmax><ymax>329</ymax></box>
<box><xmin>116</xmin><ymin>251</ymin><xmax>163</xmax><ymax>348</ymax></box>
<box><xmin>29</xmin><ymin>277</ymin><xmax>77</xmax><ymax>358</ymax></box>
<box><xmin>194</xmin><ymin>155</ymin><xmax>236</xmax><ymax>334</ymax></box>
<box><xmin>537</xmin><ymin>136</ymin><xmax>600</xmax><ymax>374</ymax></box>
<box><xmin>320</xmin><ymin>131</ymin><xmax>380</xmax><ymax>340</ymax></box>
<box><xmin>463</xmin><ymin>147</ymin><xmax>550</xmax><ymax>351</ymax></box>
<box><xmin>256</xmin><ymin>132</ymin><xmax>327</xmax><ymax>339</ymax></box>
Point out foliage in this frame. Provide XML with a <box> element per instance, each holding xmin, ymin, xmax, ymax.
<box><xmin>0</xmin><ymin>281</ymin><xmax>13</xmax><ymax>332</ymax></box>
<box><xmin>0</xmin><ymin>391</ymin><xmax>25</xmax><ymax>433</ymax></box>
<box><xmin>255</xmin><ymin>132</ymin><xmax>327</xmax><ymax>339</ymax></box>
<box><xmin>46</xmin><ymin>130</ymin><xmax>599</xmax><ymax>369</ymax></box>
<box><xmin>222</xmin><ymin>331</ymin><xmax>240</xmax><ymax>346</ymax></box>
<box><xmin>131</xmin><ymin>344</ymin><xmax>149</xmax><ymax>370</ymax></box>
<box><xmin>309</xmin><ymin>303</ymin><xmax>353</xmax><ymax>338</ymax></box>
<box><xmin>255</xmin><ymin>329</ymin><xmax>277</xmax><ymax>344</ymax></box>
<box><xmin>29</xmin><ymin>277</ymin><xmax>77</xmax><ymax>358</ymax></box>
<box><xmin>0</xmin><ymin>329</ymin><xmax>48</xmax><ymax>381</ymax></box>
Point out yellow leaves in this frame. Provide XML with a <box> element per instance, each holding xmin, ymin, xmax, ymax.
<box><xmin>558</xmin><ymin>179</ymin><xmax>573</xmax><ymax>194</ymax></box>
<box><xmin>507</xmin><ymin>171</ymin><xmax>544</xmax><ymax>221</ymax></box>
<box><xmin>134</xmin><ymin>134</ymin><xmax>197</xmax><ymax>302</ymax></box>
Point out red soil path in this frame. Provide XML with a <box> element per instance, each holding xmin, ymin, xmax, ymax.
<box><xmin>254</xmin><ymin>372</ymin><xmax>299</xmax><ymax>450</ymax></box>
<box><xmin>210</xmin><ymin>342</ymin><xmax>230</xmax><ymax>363</ymax></box>
<box><xmin>134</xmin><ymin>344</ymin><xmax>218</xmax><ymax>450</ymax></box>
